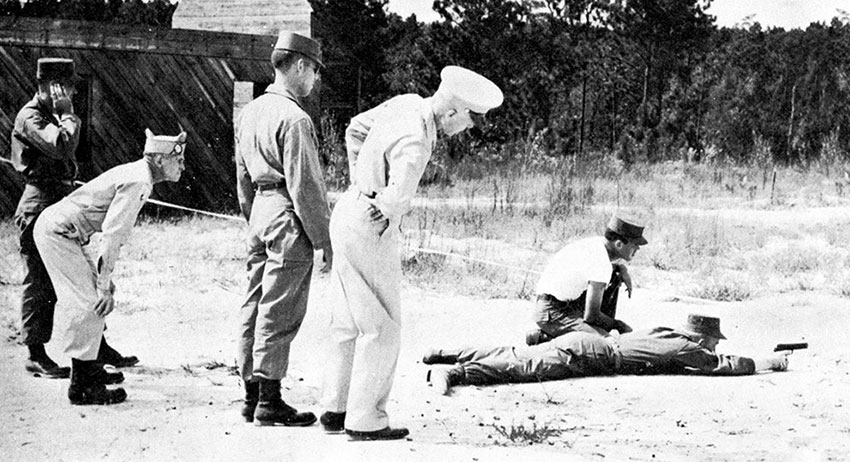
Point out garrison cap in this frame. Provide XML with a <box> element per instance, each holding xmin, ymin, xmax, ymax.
<box><xmin>274</xmin><ymin>31</ymin><xmax>323</xmax><ymax>67</ymax></box>
<box><xmin>437</xmin><ymin>66</ymin><xmax>504</xmax><ymax>115</ymax></box>
<box><xmin>144</xmin><ymin>128</ymin><xmax>187</xmax><ymax>156</ymax></box>
<box><xmin>607</xmin><ymin>215</ymin><xmax>648</xmax><ymax>246</ymax></box>
<box><xmin>684</xmin><ymin>314</ymin><xmax>726</xmax><ymax>340</ymax></box>
<box><xmin>37</xmin><ymin>58</ymin><xmax>75</xmax><ymax>81</ymax></box>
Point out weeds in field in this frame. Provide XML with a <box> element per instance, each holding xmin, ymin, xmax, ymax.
<box><xmin>3</xmin><ymin>139</ymin><xmax>850</xmax><ymax>312</ymax></box>
<box><xmin>688</xmin><ymin>271</ymin><xmax>753</xmax><ymax>302</ymax></box>
<box><xmin>491</xmin><ymin>421</ymin><xmax>565</xmax><ymax>445</ymax></box>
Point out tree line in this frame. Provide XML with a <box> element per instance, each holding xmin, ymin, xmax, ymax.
<box><xmin>0</xmin><ymin>0</ymin><xmax>176</xmax><ymax>27</ymax></box>
<box><xmin>4</xmin><ymin>0</ymin><xmax>849</xmax><ymax>165</ymax></box>
<box><xmin>312</xmin><ymin>0</ymin><xmax>850</xmax><ymax>166</ymax></box>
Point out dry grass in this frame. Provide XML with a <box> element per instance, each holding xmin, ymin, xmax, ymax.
<box><xmin>2</xmin><ymin>157</ymin><xmax>850</xmax><ymax>337</ymax></box>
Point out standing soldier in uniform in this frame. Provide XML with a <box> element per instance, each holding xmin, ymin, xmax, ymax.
<box><xmin>10</xmin><ymin>58</ymin><xmax>135</xmax><ymax>380</ymax></box>
<box><xmin>33</xmin><ymin>128</ymin><xmax>187</xmax><ymax>405</ymax></box>
<box><xmin>234</xmin><ymin>31</ymin><xmax>332</xmax><ymax>427</ymax></box>
<box><xmin>319</xmin><ymin>66</ymin><xmax>503</xmax><ymax>440</ymax></box>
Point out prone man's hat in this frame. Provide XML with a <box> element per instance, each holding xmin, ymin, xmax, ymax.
<box><xmin>437</xmin><ymin>66</ymin><xmax>504</xmax><ymax>115</ymax></box>
<box><xmin>144</xmin><ymin>128</ymin><xmax>187</xmax><ymax>156</ymax></box>
<box><xmin>607</xmin><ymin>215</ymin><xmax>648</xmax><ymax>246</ymax></box>
<box><xmin>274</xmin><ymin>31</ymin><xmax>323</xmax><ymax>67</ymax></box>
<box><xmin>37</xmin><ymin>58</ymin><xmax>75</xmax><ymax>81</ymax></box>
<box><xmin>684</xmin><ymin>314</ymin><xmax>727</xmax><ymax>340</ymax></box>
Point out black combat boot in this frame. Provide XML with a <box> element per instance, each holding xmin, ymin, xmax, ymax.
<box><xmin>25</xmin><ymin>343</ymin><xmax>70</xmax><ymax>379</ymax></box>
<box><xmin>253</xmin><ymin>378</ymin><xmax>316</xmax><ymax>427</ymax></box>
<box><xmin>319</xmin><ymin>411</ymin><xmax>346</xmax><ymax>433</ymax></box>
<box><xmin>68</xmin><ymin>359</ymin><xmax>127</xmax><ymax>405</ymax></box>
<box><xmin>92</xmin><ymin>366</ymin><xmax>125</xmax><ymax>385</ymax></box>
<box><xmin>427</xmin><ymin>366</ymin><xmax>464</xmax><ymax>395</ymax></box>
<box><xmin>97</xmin><ymin>337</ymin><xmax>139</xmax><ymax>368</ymax></box>
<box><xmin>241</xmin><ymin>380</ymin><xmax>259</xmax><ymax>423</ymax></box>
<box><xmin>421</xmin><ymin>348</ymin><xmax>459</xmax><ymax>365</ymax></box>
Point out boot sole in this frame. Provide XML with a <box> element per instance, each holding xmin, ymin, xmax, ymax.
<box><xmin>29</xmin><ymin>371</ymin><xmax>69</xmax><ymax>379</ymax></box>
<box><xmin>69</xmin><ymin>395</ymin><xmax>127</xmax><ymax>405</ymax></box>
<box><xmin>254</xmin><ymin>416</ymin><xmax>317</xmax><ymax>427</ymax></box>
<box><xmin>26</xmin><ymin>366</ymin><xmax>70</xmax><ymax>379</ymax></box>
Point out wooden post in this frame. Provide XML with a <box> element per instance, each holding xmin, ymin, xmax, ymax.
<box><xmin>770</xmin><ymin>169</ymin><xmax>777</xmax><ymax>204</ymax></box>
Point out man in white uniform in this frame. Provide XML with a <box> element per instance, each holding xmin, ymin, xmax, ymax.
<box><xmin>526</xmin><ymin>215</ymin><xmax>648</xmax><ymax>345</ymax></box>
<box><xmin>320</xmin><ymin>66</ymin><xmax>503</xmax><ymax>441</ymax></box>
<box><xmin>34</xmin><ymin>128</ymin><xmax>186</xmax><ymax>405</ymax></box>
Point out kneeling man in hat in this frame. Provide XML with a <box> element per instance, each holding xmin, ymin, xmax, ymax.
<box><xmin>33</xmin><ymin>128</ymin><xmax>187</xmax><ymax>405</ymax></box>
<box><xmin>425</xmin><ymin>314</ymin><xmax>791</xmax><ymax>394</ymax></box>
<box><xmin>526</xmin><ymin>215</ymin><xmax>648</xmax><ymax>345</ymax></box>
<box><xmin>320</xmin><ymin>66</ymin><xmax>503</xmax><ymax>440</ymax></box>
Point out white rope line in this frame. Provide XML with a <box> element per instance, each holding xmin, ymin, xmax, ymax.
<box><xmin>68</xmin><ymin>180</ymin><xmax>243</xmax><ymax>222</ymax></box>
<box><xmin>145</xmin><ymin>198</ymin><xmax>242</xmax><ymax>222</ymax></box>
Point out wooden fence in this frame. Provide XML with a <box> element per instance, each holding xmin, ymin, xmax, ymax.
<box><xmin>0</xmin><ymin>17</ymin><xmax>281</xmax><ymax>217</ymax></box>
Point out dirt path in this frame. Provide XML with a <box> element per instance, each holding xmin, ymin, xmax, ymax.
<box><xmin>3</xmin><ymin>268</ymin><xmax>849</xmax><ymax>461</ymax></box>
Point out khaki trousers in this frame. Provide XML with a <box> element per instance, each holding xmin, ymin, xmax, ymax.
<box><xmin>32</xmin><ymin>208</ymin><xmax>103</xmax><ymax>360</ymax></box>
<box><xmin>321</xmin><ymin>190</ymin><xmax>402</xmax><ymax>432</ymax></box>
<box><xmin>454</xmin><ymin>332</ymin><xmax>617</xmax><ymax>385</ymax></box>
<box><xmin>237</xmin><ymin>191</ymin><xmax>314</xmax><ymax>381</ymax></box>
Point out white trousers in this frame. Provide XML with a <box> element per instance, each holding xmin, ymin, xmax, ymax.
<box><xmin>32</xmin><ymin>209</ymin><xmax>104</xmax><ymax>360</ymax></box>
<box><xmin>321</xmin><ymin>190</ymin><xmax>402</xmax><ymax>431</ymax></box>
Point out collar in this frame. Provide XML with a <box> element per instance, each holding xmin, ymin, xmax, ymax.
<box><xmin>265</xmin><ymin>84</ymin><xmax>304</xmax><ymax>110</ymax></box>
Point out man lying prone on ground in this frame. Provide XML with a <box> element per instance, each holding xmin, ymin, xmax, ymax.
<box><xmin>425</xmin><ymin>314</ymin><xmax>790</xmax><ymax>395</ymax></box>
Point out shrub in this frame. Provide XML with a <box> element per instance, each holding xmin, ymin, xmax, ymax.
<box><xmin>492</xmin><ymin>422</ymin><xmax>564</xmax><ymax>445</ymax></box>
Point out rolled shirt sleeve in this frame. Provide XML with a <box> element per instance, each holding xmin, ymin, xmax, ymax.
<box><xmin>95</xmin><ymin>181</ymin><xmax>150</xmax><ymax>295</ymax></box>
<box><xmin>282</xmin><ymin>118</ymin><xmax>331</xmax><ymax>249</ymax></box>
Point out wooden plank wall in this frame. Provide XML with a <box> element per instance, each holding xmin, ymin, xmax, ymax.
<box><xmin>172</xmin><ymin>0</ymin><xmax>312</xmax><ymax>36</ymax></box>
<box><xmin>0</xmin><ymin>18</ymin><xmax>277</xmax><ymax>217</ymax></box>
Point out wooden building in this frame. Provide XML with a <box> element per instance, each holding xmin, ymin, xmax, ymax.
<box><xmin>0</xmin><ymin>5</ymin><xmax>313</xmax><ymax>217</ymax></box>
<box><xmin>172</xmin><ymin>0</ymin><xmax>311</xmax><ymax>36</ymax></box>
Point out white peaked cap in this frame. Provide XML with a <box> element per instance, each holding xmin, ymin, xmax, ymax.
<box><xmin>144</xmin><ymin>128</ymin><xmax>187</xmax><ymax>155</ymax></box>
<box><xmin>437</xmin><ymin>66</ymin><xmax>504</xmax><ymax>113</ymax></box>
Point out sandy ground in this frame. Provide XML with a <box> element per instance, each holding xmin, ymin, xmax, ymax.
<box><xmin>2</xmin><ymin>259</ymin><xmax>850</xmax><ymax>462</ymax></box>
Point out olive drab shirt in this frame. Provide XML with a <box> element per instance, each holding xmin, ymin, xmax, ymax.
<box><xmin>45</xmin><ymin>159</ymin><xmax>153</xmax><ymax>296</ymax></box>
<box><xmin>345</xmin><ymin>94</ymin><xmax>437</xmax><ymax>220</ymax></box>
<box><xmin>10</xmin><ymin>95</ymin><xmax>80</xmax><ymax>183</ymax></box>
<box><xmin>234</xmin><ymin>84</ymin><xmax>330</xmax><ymax>249</ymax></box>
<box><xmin>615</xmin><ymin>327</ymin><xmax>757</xmax><ymax>375</ymax></box>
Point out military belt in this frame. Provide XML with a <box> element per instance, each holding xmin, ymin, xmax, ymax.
<box><xmin>255</xmin><ymin>181</ymin><xmax>286</xmax><ymax>192</ymax></box>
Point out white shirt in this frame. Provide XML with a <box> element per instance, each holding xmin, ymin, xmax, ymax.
<box><xmin>45</xmin><ymin>158</ymin><xmax>153</xmax><ymax>295</ymax></box>
<box><xmin>345</xmin><ymin>94</ymin><xmax>437</xmax><ymax>220</ymax></box>
<box><xmin>535</xmin><ymin>236</ymin><xmax>613</xmax><ymax>301</ymax></box>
